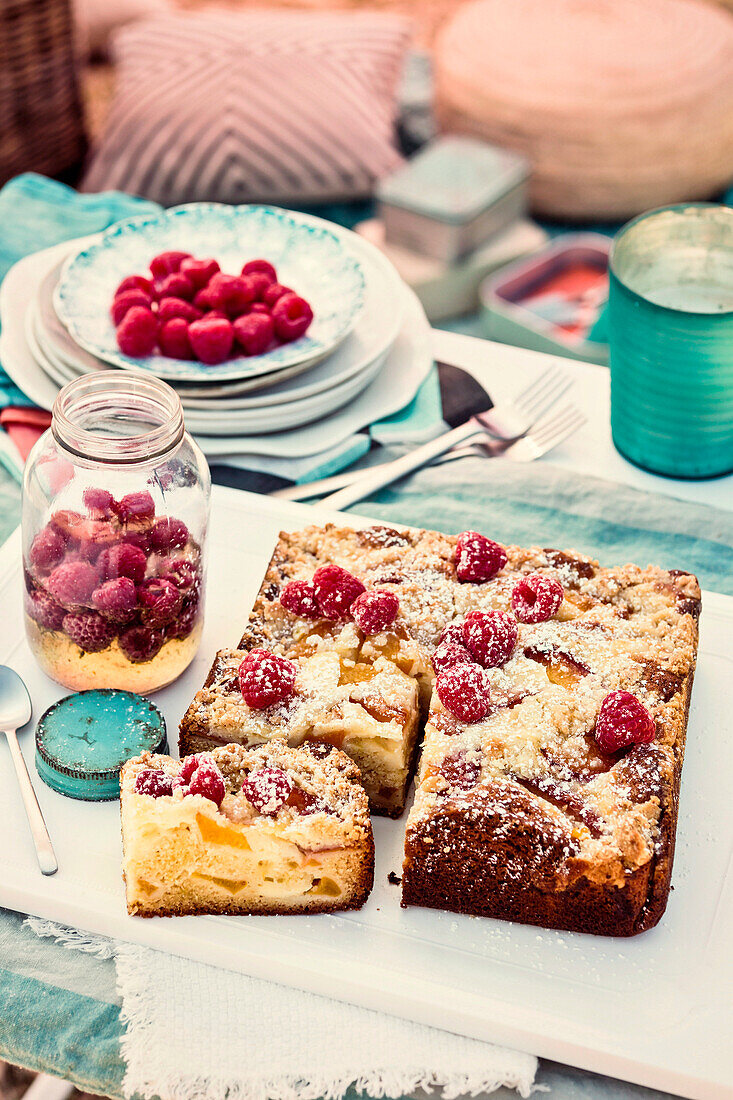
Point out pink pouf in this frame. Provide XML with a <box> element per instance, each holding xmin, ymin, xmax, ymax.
<box><xmin>435</xmin><ymin>0</ymin><xmax>733</xmax><ymax>219</ymax></box>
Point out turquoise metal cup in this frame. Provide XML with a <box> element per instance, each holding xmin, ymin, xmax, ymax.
<box><xmin>609</xmin><ymin>204</ymin><xmax>733</xmax><ymax>479</ymax></box>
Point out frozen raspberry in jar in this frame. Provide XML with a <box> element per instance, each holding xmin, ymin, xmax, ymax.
<box><xmin>25</xmin><ymin>589</ymin><xmax>66</xmax><ymax>631</ymax></box>
<box><xmin>595</xmin><ymin>690</ymin><xmax>656</xmax><ymax>752</ymax></box>
<box><xmin>135</xmin><ymin>768</ymin><xmax>175</xmax><ymax>797</ymax></box>
<box><xmin>312</xmin><ymin>563</ymin><xmax>365</xmax><ymax>619</ymax></box>
<box><xmin>138</xmin><ymin>577</ymin><xmax>183</xmax><ymax>627</ymax></box>
<box><xmin>511</xmin><ymin>573</ymin><xmax>563</xmax><ymax>623</ymax></box>
<box><xmin>280</xmin><ymin>580</ymin><xmax>321</xmax><ymax>619</ymax></box>
<box><xmin>98</xmin><ymin>542</ymin><xmax>147</xmax><ymax>584</ymax></box>
<box><xmin>92</xmin><ymin>577</ymin><xmax>138</xmax><ymax>623</ymax></box>
<box><xmin>455</xmin><ymin>531</ymin><xmax>507</xmax><ymax>583</ymax></box>
<box><xmin>62</xmin><ymin>611</ymin><xmax>115</xmax><ymax>653</ymax></box>
<box><xmin>462</xmin><ymin>610</ymin><xmax>518</xmax><ymax>667</ymax></box>
<box><xmin>82</xmin><ymin>488</ymin><xmax>116</xmax><ymax>519</ymax></box>
<box><xmin>29</xmin><ymin>526</ymin><xmax>66</xmax><ymax>572</ymax></box>
<box><xmin>241</xmin><ymin>766</ymin><xmax>293</xmax><ymax>815</ymax></box>
<box><xmin>118</xmin><ymin>625</ymin><xmax>165</xmax><ymax>663</ymax></box>
<box><xmin>238</xmin><ymin>649</ymin><xmax>296</xmax><ymax>708</ymax></box>
<box><xmin>114</xmin><ymin>491</ymin><xmax>155</xmax><ymax>525</ymax></box>
<box><xmin>47</xmin><ymin>560</ymin><xmax>99</xmax><ymax>606</ymax></box>
<box><xmin>272</xmin><ymin>294</ymin><xmax>313</xmax><ymax>342</ymax></box>
<box><xmin>436</xmin><ymin>663</ymin><xmax>492</xmax><ymax>724</ymax></box>
<box><xmin>351</xmin><ymin>589</ymin><xmax>399</xmax><ymax>634</ymax></box>
<box><xmin>150</xmin><ymin>517</ymin><xmax>189</xmax><ymax>552</ymax></box>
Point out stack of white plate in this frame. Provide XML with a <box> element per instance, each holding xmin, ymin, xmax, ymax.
<box><xmin>1</xmin><ymin>204</ymin><xmax>433</xmax><ymax>455</ymax></box>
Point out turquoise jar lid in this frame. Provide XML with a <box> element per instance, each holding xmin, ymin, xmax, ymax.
<box><xmin>35</xmin><ymin>690</ymin><xmax>167</xmax><ymax>801</ymax></box>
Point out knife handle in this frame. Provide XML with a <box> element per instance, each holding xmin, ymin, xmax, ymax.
<box><xmin>321</xmin><ymin>420</ymin><xmax>483</xmax><ymax>511</ymax></box>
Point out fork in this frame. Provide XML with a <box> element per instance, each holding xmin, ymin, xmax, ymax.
<box><xmin>430</xmin><ymin>404</ymin><xmax>587</xmax><ymax>467</ymax></box>
<box><xmin>281</xmin><ymin>364</ymin><xmax>572</xmax><ymax>508</ymax></box>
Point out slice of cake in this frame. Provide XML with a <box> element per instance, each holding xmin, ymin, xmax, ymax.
<box><xmin>402</xmin><ymin>555</ymin><xmax>700</xmax><ymax>936</ymax></box>
<box><xmin>121</xmin><ymin>741</ymin><xmax>374</xmax><ymax>916</ymax></box>
<box><xmin>179</xmin><ymin>644</ymin><xmax>421</xmax><ymax>818</ymax></box>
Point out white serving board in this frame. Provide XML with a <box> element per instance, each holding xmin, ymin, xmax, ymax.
<box><xmin>1</xmin><ymin>487</ymin><xmax>731</xmax><ymax>1100</ymax></box>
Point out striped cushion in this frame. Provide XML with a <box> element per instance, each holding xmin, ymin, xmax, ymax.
<box><xmin>82</xmin><ymin>9</ymin><xmax>411</xmax><ymax>205</ymax></box>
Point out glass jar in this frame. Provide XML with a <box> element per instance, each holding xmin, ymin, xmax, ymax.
<box><xmin>22</xmin><ymin>372</ymin><xmax>210</xmax><ymax>693</ymax></box>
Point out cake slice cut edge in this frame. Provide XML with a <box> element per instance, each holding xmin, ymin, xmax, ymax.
<box><xmin>121</xmin><ymin>742</ymin><xmax>375</xmax><ymax>917</ymax></box>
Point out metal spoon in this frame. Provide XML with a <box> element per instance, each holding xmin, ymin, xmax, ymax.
<box><xmin>0</xmin><ymin>666</ymin><xmax>57</xmax><ymax>875</ymax></box>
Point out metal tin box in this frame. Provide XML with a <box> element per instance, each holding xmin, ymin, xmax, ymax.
<box><xmin>480</xmin><ymin>234</ymin><xmax>611</xmax><ymax>365</ymax></box>
<box><xmin>378</xmin><ymin>136</ymin><xmax>529</xmax><ymax>263</ymax></box>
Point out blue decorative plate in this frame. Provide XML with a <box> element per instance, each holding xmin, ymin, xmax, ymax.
<box><xmin>53</xmin><ymin>204</ymin><xmax>366</xmax><ymax>383</ymax></box>
<box><xmin>35</xmin><ymin>690</ymin><xmax>167</xmax><ymax>801</ymax></box>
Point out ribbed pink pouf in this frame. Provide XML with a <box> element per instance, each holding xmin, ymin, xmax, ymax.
<box><xmin>435</xmin><ymin>0</ymin><xmax>733</xmax><ymax>219</ymax></box>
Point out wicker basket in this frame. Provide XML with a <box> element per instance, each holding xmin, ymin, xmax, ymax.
<box><xmin>0</xmin><ymin>0</ymin><xmax>87</xmax><ymax>186</ymax></box>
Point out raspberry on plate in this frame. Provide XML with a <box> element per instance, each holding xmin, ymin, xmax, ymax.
<box><xmin>595</xmin><ymin>690</ymin><xmax>656</xmax><ymax>752</ymax></box>
<box><xmin>187</xmin><ymin>760</ymin><xmax>225</xmax><ymax>805</ymax></box>
<box><xmin>233</xmin><ymin>312</ymin><xmax>274</xmax><ymax>356</ymax></box>
<box><xmin>118</xmin><ymin>624</ymin><xmax>165</xmax><ymax>663</ymax></box>
<box><xmin>248</xmin><ymin>302</ymin><xmax>270</xmax><ymax>315</ymax></box>
<box><xmin>62</xmin><ymin>610</ymin><xmax>115</xmax><ymax>653</ymax></box>
<box><xmin>111</xmin><ymin>290</ymin><xmax>152</xmax><ymax>326</ymax></box>
<box><xmin>241</xmin><ymin>766</ymin><xmax>293</xmax><ymax>814</ymax></box>
<box><xmin>462</xmin><ymin>610</ymin><xmax>518</xmax><ymax>667</ymax></box>
<box><xmin>431</xmin><ymin>637</ymin><xmax>472</xmax><ymax>674</ymax></box>
<box><xmin>92</xmin><ymin>577</ymin><xmax>138</xmax><ymax>623</ymax></box>
<box><xmin>280</xmin><ymin>580</ymin><xmax>321</xmax><ymax>619</ymax></box>
<box><xmin>150</xmin><ymin>517</ymin><xmax>189</xmax><ymax>552</ymax></box>
<box><xmin>150</xmin><ymin>251</ymin><xmax>192</xmax><ymax>279</ymax></box>
<box><xmin>115</xmin><ymin>275</ymin><xmax>154</xmax><ymax>298</ymax></box>
<box><xmin>135</xmin><ymin>768</ymin><xmax>175</xmax><ymax>797</ymax></box>
<box><xmin>511</xmin><ymin>573</ymin><xmax>563</xmax><ymax>623</ymax></box>
<box><xmin>188</xmin><ymin>317</ymin><xmax>234</xmax><ymax>365</ymax></box>
<box><xmin>158</xmin><ymin>317</ymin><xmax>194</xmax><ymax>359</ymax></box>
<box><xmin>312</xmin><ymin>563</ymin><xmax>365</xmax><ymax>619</ymax></box>
<box><xmin>241</xmin><ymin>259</ymin><xmax>277</xmax><ymax>283</ymax></box>
<box><xmin>238</xmin><ymin>649</ymin><xmax>296</xmax><ymax>708</ymax></box>
<box><xmin>262</xmin><ymin>282</ymin><xmax>291</xmax><ymax>307</ymax></box>
<box><xmin>247</xmin><ymin>272</ymin><xmax>273</xmax><ymax>302</ymax></box>
<box><xmin>138</xmin><ymin>577</ymin><xmax>183</xmax><ymax>627</ymax></box>
<box><xmin>272</xmin><ymin>293</ymin><xmax>313</xmax><ymax>342</ymax></box>
<box><xmin>455</xmin><ymin>531</ymin><xmax>507</xmax><ymax>583</ymax></box>
<box><xmin>155</xmin><ymin>272</ymin><xmax>194</xmax><ymax>302</ymax></box>
<box><xmin>47</xmin><ymin>560</ymin><xmax>99</xmax><ymax>606</ymax></box>
<box><xmin>206</xmin><ymin>273</ymin><xmax>255</xmax><ymax>316</ymax></box>
<box><xmin>435</xmin><ymin>662</ymin><xmax>492</xmax><ymax>724</ymax></box>
<box><xmin>25</xmin><ymin>589</ymin><xmax>66</xmax><ymax>631</ymax></box>
<box><xmin>351</xmin><ymin>589</ymin><xmax>399</xmax><ymax>635</ymax></box>
<box><xmin>116</xmin><ymin>306</ymin><xmax>158</xmax><ymax>357</ymax></box>
<box><xmin>115</xmin><ymin>491</ymin><xmax>156</xmax><ymax>525</ymax></box>
<box><xmin>29</xmin><ymin>526</ymin><xmax>66</xmax><ymax>572</ymax></box>
<box><xmin>157</xmin><ymin>297</ymin><xmax>202</xmax><ymax>325</ymax></box>
<box><xmin>98</xmin><ymin>542</ymin><xmax>147</xmax><ymax>584</ymax></box>
<box><xmin>180</xmin><ymin>257</ymin><xmax>220</xmax><ymax>289</ymax></box>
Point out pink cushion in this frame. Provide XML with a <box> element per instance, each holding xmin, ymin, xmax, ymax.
<box><xmin>82</xmin><ymin>9</ymin><xmax>411</xmax><ymax>205</ymax></box>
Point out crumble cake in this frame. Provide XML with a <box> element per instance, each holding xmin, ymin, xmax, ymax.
<box><xmin>180</xmin><ymin>522</ymin><xmax>700</xmax><ymax>935</ymax></box>
<box><xmin>179</xmin><ymin>646</ymin><xmax>420</xmax><ymax>816</ymax></box>
<box><xmin>121</xmin><ymin>741</ymin><xmax>374</xmax><ymax>916</ymax></box>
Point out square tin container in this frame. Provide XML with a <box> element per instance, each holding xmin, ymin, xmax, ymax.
<box><xmin>479</xmin><ymin>234</ymin><xmax>611</xmax><ymax>365</ymax></box>
<box><xmin>378</xmin><ymin>136</ymin><xmax>529</xmax><ymax>262</ymax></box>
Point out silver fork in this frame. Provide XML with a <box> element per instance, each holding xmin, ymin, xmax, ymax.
<box><xmin>278</xmin><ymin>364</ymin><xmax>572</xmax><ymax>507</ymax></box>
<box><xmin>432</xmin><ymin>404</ymin><xmax>587</xmax><ymax>466</ymax></box>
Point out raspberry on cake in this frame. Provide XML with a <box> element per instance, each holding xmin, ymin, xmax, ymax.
<box><xmin>120</xmin><ymin>742</ymin><xmax>374</xmax><ymax>916</ymax></box>
<box><xmin>179</xmin><ymin>647</ymin><xmax>421</xmax><ymax>817</ymax></box>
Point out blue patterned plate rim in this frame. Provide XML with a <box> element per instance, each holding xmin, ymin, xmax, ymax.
<box><xmin>54</xmin><ymin>204</ymin><xmax>366</xmax><ymax>383</ymax></box>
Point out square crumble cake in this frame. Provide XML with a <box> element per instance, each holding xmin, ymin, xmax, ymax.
<box><xmin>121</xmin><ymin>742</ymin><xmax>374</xmax><ymax>916</ymax></box>
<box><xmin>180</xmin><ymin>522</ymin><xmax>700</xmax><ymax>935</ymax></box>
